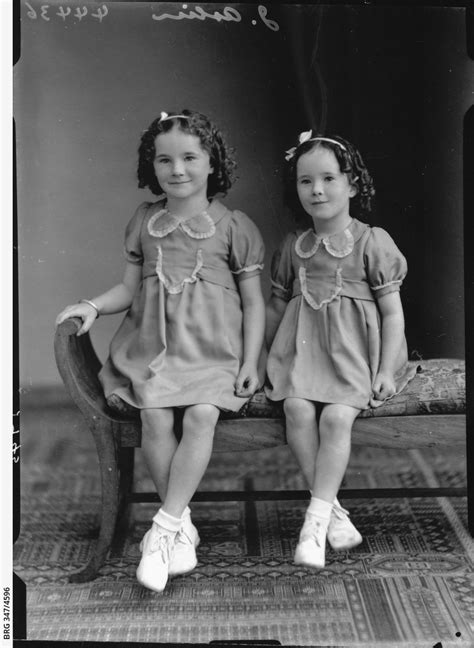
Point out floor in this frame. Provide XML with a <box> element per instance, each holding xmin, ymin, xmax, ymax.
<box><xmin>12</xmin><ymin>394</ymin><xmax>473</xmax><ymax>647</ymax></box>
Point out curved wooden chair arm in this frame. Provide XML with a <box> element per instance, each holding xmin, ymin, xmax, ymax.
<box><xmin>54</xmin><ymin>317</ymin><xmax>114</xmax><ymax>422</ymax></box>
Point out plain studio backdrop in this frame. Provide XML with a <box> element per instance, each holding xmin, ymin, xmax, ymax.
<box><xmin>15</xmin><ymin>3</ymin><xmax>470</xmax><ymax>393</ymax></box>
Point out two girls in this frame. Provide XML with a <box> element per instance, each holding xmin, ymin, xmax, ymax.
<box><xmin>57</xmin><ymin>113</ymin><xmax>414</xmax><ymax>589</ymax></box>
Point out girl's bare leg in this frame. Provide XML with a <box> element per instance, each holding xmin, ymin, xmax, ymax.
<box><xmin>137</xmin><ymin>404</ymin><xmax>218</xmax><ymax>591</ymax></box>
<box><xmin>283</xmin><ymin>397</ymin><xmax>319</xmax><ymax>489</ymax></box>
<box><xmin>137</xmin><ymin>407</ymin><xmax>180</xmax><ymax>592</ymax></box>
<box><xmin>293</xmin><ymin>403</ymin><xmax>361</xmax><ymax>567</ymax></box>
<box><xmin>311</xmin><ymin>403</ymin><xmax>360</xmax><ymax>503</ymax></box>
<box><xmin>140</xmin><ymin>407</ymin><xmax>177</xmax><ymax>501</ymax></box>
<box><xmin>162</xmin><ymin>403</ymin><xmax>219</xmax><ymax>518</ymax></box>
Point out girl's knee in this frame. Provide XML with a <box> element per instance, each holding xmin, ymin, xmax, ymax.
<box><xmin>183</xmin><ymin>403</ymin><xmax>219</xmax><ymax>430</ymax></box>
<box><xmin>140</xmin><ymin>408</ymin><xmax>174</xmax><ymax>439</ymax></box>
<box><xmin>319</xmin><ymin>406</ymin><xmax>357</xmax><ymax>441</ymax></box>
<box><xmin>284</xmin><ymin>398</ymin><xmax>316</xmax><ymax>425</ymax></box>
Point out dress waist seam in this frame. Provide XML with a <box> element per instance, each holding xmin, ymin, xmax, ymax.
<box><xmin>292</xmin><ymin>277</ymin><xmax>375</xmax><ymax>302</ymax></box>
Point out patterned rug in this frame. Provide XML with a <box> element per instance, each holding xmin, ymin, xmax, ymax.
<box><xmin>13</xmin><ymin>401</ymin><xmax>473</xmax><ymax>647</ymax></box>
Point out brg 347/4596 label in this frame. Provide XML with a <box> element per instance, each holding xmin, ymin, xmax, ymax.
<box><xmin>3</xmin><ymin>587</ymin><xmax>10</xmax><ymax>640</ymax></box>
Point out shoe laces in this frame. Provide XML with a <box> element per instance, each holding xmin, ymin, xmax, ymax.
<box><xmin>331</xmin><ymin>502</ymin><xmax>350</xmax><ymax>521</ymax></box>
<box><xmin>148</xmin><ymin>529</ymin><xmax>175</xmax><ymax>560</ymax></box>
<box><xmin>301</xmin><ymin>517</ymin><xmax>325</xmax><ymax>547</ymax></box>
<box><xmin>175</xmin><ymin>527</ymin><xmax>193</xmax><ymax>547</ymax></box>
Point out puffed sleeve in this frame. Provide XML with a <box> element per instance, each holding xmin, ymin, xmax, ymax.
<box><xmin>364</xmin><ymin>227</ymin><xmax>408</xmax><ymax>299</ymax></box>
<box><xmin>270</xmin><ymin>233</ymin><xmax>296</xmax><ymax>302</ymax></box>
<box><xmin>228</xmin><ymin>210</ymin><xmax>265</xmax><ymax>282</ymax></box>
<box><xmin>123</xmin><ymin>202</ymin><xmax>149</xmax><ymax>265</ymax></box>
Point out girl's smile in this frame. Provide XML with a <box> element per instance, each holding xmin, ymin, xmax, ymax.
<box><xmin>296</xmin><ymin>147</ymin><xmax>357</xmax><ymax>233</ymax></box>
<box><xmin>153</xmin><ymin>126</ymin><xmax>213</xmax><ymax>206</ymax></box>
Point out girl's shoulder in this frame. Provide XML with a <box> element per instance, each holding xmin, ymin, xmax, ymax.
<box><xmin>142</xmin><ymin>197</ymin><xmax>166</xmax><ymax>216</ymax></box>
<box><xmin>276</xmin><ymin>229</ymin><xmax>301</xmax><ymax>251</ymax></box>
<box><xmin>130</xmin><ymin>198</ymin><xmax>165</xmax><ymax>222</ymax></box>
<box><xmin>129</xmin><ymin>198</ymin><xmax>167</xmax><ymax>235</ymax></box>
<box><xmin>270</xmin><ymin>230</ymin><xmax>299</xmax><ymax>260</ymax></box>
<box><xmin>208</xmin><ymin>198</ymin><xmax>233</xmax><ymax>225</ymax></box>
<box><xmin>362</xmin><ymin>222</ymin><xmax>401</xmax><ymax>251</ymax></box>
<box><xmin>213</xmin><ymin>200</ymin><xmax>263</xmax><ymax>236</ymax></box>
<box><xmin>125</xmin><ymin>200</ymin><xmax>156</xmax><ymax>231</ymax></box>
<box><xmin>345</xmin><ymin>218</ymin><xmax>398</xmax><ymax>249</ymax></box>
<box><xmin>282</xmin><ymin>229</ymin><xmax>302</xmax><ymax>243</ymax></box>
<box><xmin>360</xmin><ymin>222</ymin><xmax>406</xmax><ymax>269</ymax></box>
<box><xmin>214</xmin><ymin>200</ymin><xmax>254</xmax><ymax>225</ymax></box>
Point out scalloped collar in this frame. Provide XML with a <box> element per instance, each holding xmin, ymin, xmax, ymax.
<box><xmin>147</xmin><ymin>199</ymin><xmax>227</xmax><ymax>239</ymax></box>
<box><xmin>295</xmin><ymin>218</ymin><xmax>368</xmax><ymax>259</ymax></box>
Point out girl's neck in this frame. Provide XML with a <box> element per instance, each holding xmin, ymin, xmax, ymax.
<box><xmin>311</xmin><ymin>214</ymin><xmax>352</xmax><ymax>237</ymax></box>
<box><xmin>165</xmin><ymin>196</ymin><xmax>210</xmax><ymax>219</ymax></box>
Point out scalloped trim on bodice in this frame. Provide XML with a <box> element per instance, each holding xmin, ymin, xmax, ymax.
<box><xmin>298</xmin><ymin>267</ymin><xmax>343</xmax><ymax>310</ymax></box>
<box><xmin>155</xmin><ymin>245</ymin><xmax>204</xmax><ymax>294</ymax></box>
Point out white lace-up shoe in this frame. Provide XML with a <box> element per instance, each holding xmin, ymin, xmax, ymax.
<box><xmin>327</xmin><ymin>500</ymin><xmax>362</xmax><ymax>551</ymax></box>
<box><xmin>136</xmin><ymin>525</ymin><xmax>176</xmax><ymax>592</ymax></box>
<box><xmin>294</xmin><ymin>515</ymin><xmax>327</xmax><ymax>568</ymax></box>
<box><xmin>169</xmin><ymin>518</ymin><xmax>200</xmax><ymax>577</ymax></box>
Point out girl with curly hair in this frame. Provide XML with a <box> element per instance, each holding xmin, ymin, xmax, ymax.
<box><xmin>265</xmin><ymin>132</ymin><xmax>416</xmax><ymax>569</ymax></box>
<box><xmin>56</xmin><ymin>110</ymin><xmax>265</xmax><ymax>592</ymax></box>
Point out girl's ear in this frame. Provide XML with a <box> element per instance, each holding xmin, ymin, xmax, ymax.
<box><xmin>349</xmin><ymin>176</ymin><xmax>359</xmax><ymax>198</ymax></box>
<box><xmin>207</xmin><ymin>154</ymin><xmax>214</xmax><ymax>175</ymax></box>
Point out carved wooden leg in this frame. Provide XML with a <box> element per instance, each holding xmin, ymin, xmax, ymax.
<box><xmin>69</xmin><ymin>420</ymin><xmax>120</xmax><ymax>583</ymax></box>
<box><xmin>116</xmin><ymin>447</ymin><xmax>135</xmax><ymax>533</ymax></box>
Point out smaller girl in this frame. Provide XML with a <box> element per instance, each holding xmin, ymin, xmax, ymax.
<box><xmin>265</xmin><ymin>131</ymin><xmax>416</xmax><ymax>568</ymax></box>
<box><xmin>56</xmin><ymin>110</ymin><xmax>265</xmax><ymax>592</ymax></box>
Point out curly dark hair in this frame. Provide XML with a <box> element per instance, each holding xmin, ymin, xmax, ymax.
<box><xmin>137</xmin><ymin>109</ymin><xmax>237</xmax><ymax>198</ymax></box>
<box><xmin>284</xmin><ymin>133</ymin><xmax>375</xmax><ymax>223</ymax></box>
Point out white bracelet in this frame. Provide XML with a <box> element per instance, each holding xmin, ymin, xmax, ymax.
<box><xmin>79</xmin><ymin>299</ymin><xmax>100</xmax><ymax>318</ymax></box>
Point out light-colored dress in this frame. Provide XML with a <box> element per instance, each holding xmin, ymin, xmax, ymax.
<box><xmin>99</xmin><ymin>198</ymin><xmax>265</xmax><ymax>412</ymax></box>
<box><xmin>265</xmin><ymin>218</ymin><xmax>417</xmax><ymax>410</ymax></box>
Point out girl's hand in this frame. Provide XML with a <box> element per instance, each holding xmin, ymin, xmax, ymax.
<box><xmin>235</xmin><ymin>363</ymin><xmax>260</xmax><ymax>398</ymax></box>
<box><xmin>371</xmin><ymin>371</ymin><xmax>397</xmax><ymax>403</ymax></box>
<box><xmin>55</xmin><ymin>303</ymin><xmax>98</xmax><ymax>336</ymax></box>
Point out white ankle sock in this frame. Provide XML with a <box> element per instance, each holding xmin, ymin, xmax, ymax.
<box><xmin>306</xmin><ymin>497</ymin><xmax>333</xmax><ymax>529</ymax></box>
<box><xmin>153</xmin><ymin>508</ymin><xmax>182</xmax><ymax>533</ymax></box>
<box><xmin>310</xmin><ymin>491</ymin><xmax>341</xmax><ymax>508</ymax></box>
<box><xmin>181</xmin><ymin>506</ymin><xmax>191</xmax><ymax>521</ymax></box>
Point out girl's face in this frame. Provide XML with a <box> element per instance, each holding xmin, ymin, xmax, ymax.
<box><xmin>296</xmin><ymin>146</ymin><xmax>357</xmax><ymax>228</ymax></box>
<box><xmin>153</xmin><ymin>126</ymin><xmax>213</xmax><ymax>203</ymax></box>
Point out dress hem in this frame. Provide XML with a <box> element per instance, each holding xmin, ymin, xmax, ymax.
<box><xmin>106</xmin><ymin>388</ymin><xmax>249</xmax><ymax>414</ymax></box>
<box><xmin>264</xmin><ymin>363</ymin><xmax>419</xmax><ymax>412</ymax></box>
<box><xmin>264</xmin><ymin>389</ymin><xmax>370</xmax><ymax>411</ymax></box>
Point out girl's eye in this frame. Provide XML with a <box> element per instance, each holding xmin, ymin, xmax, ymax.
<box><xmin>298</xmin><ymin>178</ymin><xmax>311</xmax><ymax>184</ymax></box>
<box><xmin>325</xmin><ymin>176</ymin><xmax>334</xmax><ymax>182</ymax></box>
<box><xmin>155</xmin><ymin>158</ymin><xmax>169</xmax><ymax>164</ymax></box>
<box><xmin>185</xmin><ymin>155</ymin><xmax>197</xmax><ymax>161</ymax></box>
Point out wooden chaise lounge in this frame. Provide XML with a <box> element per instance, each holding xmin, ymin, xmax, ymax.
<box><xmin>54</xmin><ymin>317</ymin><xmax>468</xmax><ymax>582</ymax></box>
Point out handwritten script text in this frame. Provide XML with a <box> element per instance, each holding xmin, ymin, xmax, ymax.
<box><xmin>152</xmin><ymin>4</ymin><xmax>279</xmax><ymax>31</ymax></box>
<box><xmin>23</xmin><ymin>2</ymin><xmax>280</xmax><ymax>31</ymax></box>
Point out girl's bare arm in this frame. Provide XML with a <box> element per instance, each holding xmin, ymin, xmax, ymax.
<box><xmin>55</xmin><ymin>262</ymin><xmax>142</xmax><ymax>336</ymax></box>
<box><xmin>235</xmin><ymin>274</ymin><xmax>265</xmax><ymax>397</ymax></box>
<box><xmin>372</xmin><ymin>291</ymin><xmax>405</xmax><ymax>400</ymax></box>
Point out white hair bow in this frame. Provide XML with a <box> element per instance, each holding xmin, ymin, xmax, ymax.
<box><xmin>159</xmin><ymin>111</ymin><xmax>188</xmax><ymax>123</ymax></box>
<box><xmin>285</xmin><ymin>129</ymin><xmax>313</xmax><ymax>161</ymax></box>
